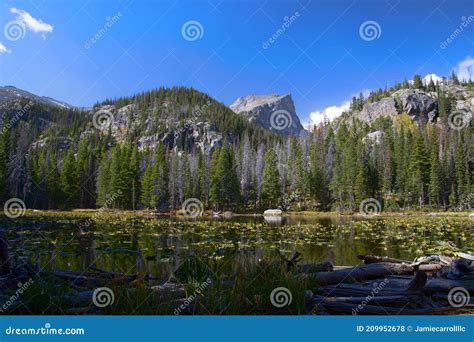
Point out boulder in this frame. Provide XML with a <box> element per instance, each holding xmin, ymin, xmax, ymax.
<box><xmin>263</xmin><ymin>209</ymin><xmax>283</xmax><ymax>216</ymax></box>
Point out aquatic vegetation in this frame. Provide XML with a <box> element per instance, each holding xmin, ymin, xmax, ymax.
<box><xmin>0</xmin><ymin>211</ymin><xmax>471</xmax><ymax>314</ymax></box>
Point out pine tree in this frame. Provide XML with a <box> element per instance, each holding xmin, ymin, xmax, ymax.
<box><xmin>261</xmin><ymin>148</ymin><xmax>281</xmax><ymax>207</ymax></box>
<box><xmin>0</xmin><ymin>132</ymin><xmax>8</xmax><ymax>202</ymax></box>
<box><xmin>60</xmin><ymin>147</ymin><xmax>79</xmax><ymax>209</ymax></box>
<box><xmin>429</xmin><ymin>132</ymin><xmax>442</xmax><ymax>206</ymax></box>
<box><xmin>209</xmin><ymin>146</ymin><xmax>221</xmax><ymax>208</ymax></box>
<box><xmin>96</xmin><ymin>152</ymin><xmax>111</xmax><ymax>207</ymax></box>
<box><xmin>46</xmin><ymin>152</ymin><xmax>60</xmax><ymax>208</ymax></box>
<box><xmin>408</xmin><ymin>130</ymin><xmax>429</xmax><ymax>207</ymax></box>
<box><xmin>129</xmin><ymin>145</ymin><xmax>140</xmax><ymax>210</ymax></box>
<box><xmin>76</xmin><ymin>138</ymin><xmax>89</xmax><ymax>208</ymax></box>
<box><xmin>210</xmin><ymin>144</ymin><xmax>240</xmax><ymax>210</ymax></box>
<box><xmin>140</xmin><ymin>163</ymin><xmax>154</xmax><ymax>208</ymax></box>
<box><xmin>152</xmin><ymin>144</ymin><xmax>169</xmax><ymax>210</ymax></box>
<box><xmin>413</xmin><ymin>74</ymin><xmax>424</xmax><ymax>89</ymax></box>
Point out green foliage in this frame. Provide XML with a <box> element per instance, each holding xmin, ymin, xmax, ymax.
<box><xmin>261</xmin><ymin>148</ymin><xmax>281</xmax><ymax>207</ymax></box>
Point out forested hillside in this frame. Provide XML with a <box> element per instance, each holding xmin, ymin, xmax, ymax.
<box><xmin>0</xmin><ymin>76</ymin><xmax>472</xmax><ymax>212</ymax></box>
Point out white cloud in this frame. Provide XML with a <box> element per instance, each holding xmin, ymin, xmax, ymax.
<box><xmin>408</xmin><ymin>73</ymin><xmax>445</xmax><ymax>86</ymax></box>
<box><xmin>10</xmin><ymin>7</ymin><xmax>53</xmax><ymax>34</ymax></box>
<box><xmin>310</xmin><ymin>100</ymin><xmax>350</xmax><ymax>125</ymax></box>
<box><xmin>423</xmin><ymin>73</ymin><xmax>443</xmax><ymax>84</ymax></box>
<box><xmin>453</xmin><ymin>56</ymin><xmax>474</xmax><ymax>81</ymax></box>
<box><xmin>0</xmin><ymin>43</ymin><xmax>12</xmax><ymax>53</ymax></box>
<box><xmin>309</xmin><ymin>89</ymin><xmax>370</xmax><ymax>125</ymax></box>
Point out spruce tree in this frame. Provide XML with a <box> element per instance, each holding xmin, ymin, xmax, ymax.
<box><xmin>140</xmin><ymin>163</ymin><xmax>154</xmax><ymax>208</ymax></box>
<box><xmin>60</xmin><ymin>147</ymin><xmax>79</xmax><ymax>209</ymax></box>
<box><xmin>96</xmin><ymin>152</ymin><xmax>111</xmax><ymax>207</ymax></box>
<box><xmin>261</xmin><ymin>148</ymin><xmax>281</xmax><ymax>207</ymax></box>
<box><xmin>152</xmin><ymin>144</ymin><xmax>169</xmax><ymax>209</ymax></box>
<box><xmin>429</xmin><ymin>132</ymin><xmax>442</xmax><ymax>206</ymax></box>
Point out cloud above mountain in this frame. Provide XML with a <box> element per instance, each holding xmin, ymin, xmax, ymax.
<box><xmin>309</xmin><ymin>90</ymin><xmax>371</xmax><ymax>125</ymax></box>
<box><xmin>454</xmin><ymin>56</ymin><xmax>474</xmax><ymax>81</ymax></box>
<box><xmin>309</xmin><ymin>101</ymin><xmax>350</xmax><ymax>125</ymax></box>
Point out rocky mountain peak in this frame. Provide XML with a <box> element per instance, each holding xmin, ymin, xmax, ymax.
<box><xmin>229</xmin><ymin>93</ymin><xmax>305</xmax><ymax>136</ymax></box>
<box><xmin>0</xmin><ymin>85</ymin><xmax>73</xmax><ymax>109</ymax></box>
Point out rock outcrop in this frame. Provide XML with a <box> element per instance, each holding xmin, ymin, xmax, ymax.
<box><xmin>358</xmin><ymin>89</ymin><xmax>438</xmax><ymax>123</ymax></box>
<box><xmin>0</xmin><ymin>85</ymin><xmax>73</xmax><ymax>109</ymax></box>
<box><xmin>229</xmin><ymin>94</ymin><xmax>305</xmax><ymax>136</ymax></box>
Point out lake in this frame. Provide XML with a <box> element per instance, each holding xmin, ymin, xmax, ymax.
<box><xmin>3</xmin><ymin>212</ymin><xmax>473</xmax><ymax>281</ymax></box>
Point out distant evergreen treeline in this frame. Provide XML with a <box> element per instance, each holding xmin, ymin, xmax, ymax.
<box><xmin>0</xmin><ymin>78</ymin><xmax>472</xmax><ymax>212</ymax></box>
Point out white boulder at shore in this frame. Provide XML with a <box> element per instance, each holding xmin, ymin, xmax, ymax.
<box><xmin>263</xmin><ymin>209</ymin><xmax>282</xmax><ymax>216</ymax></box>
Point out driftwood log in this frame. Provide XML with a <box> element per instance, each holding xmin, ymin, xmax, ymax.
<box><xmin>302</xmin><ymin>262</ymin><xmax>414</xmax><ymax>285</ymax></box>
<box><xmin>0</xmin><ymin>231</ymin><xmax>11</xmax><ymax>274</ymax></box>
<box><xmin>358</xmin><ymin>254</ymin><xmax>411</xmax><ymax>264</ymax></box>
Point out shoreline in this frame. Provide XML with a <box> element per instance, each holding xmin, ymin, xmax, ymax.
<box><xmin>7</xmin><ymin>209</ymin><xmax>473</xmax><ymax>219</ymax></box>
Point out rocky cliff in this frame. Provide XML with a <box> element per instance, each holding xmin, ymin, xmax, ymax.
<box><xmin>229</xmin><ymin>94</ymin><xmax>305</xmax><ymax>136</ymax></box>
<box><xmin>358</xmin><ymin>89</ymin><xmax>438</xmax><ymax>123</ymax></box>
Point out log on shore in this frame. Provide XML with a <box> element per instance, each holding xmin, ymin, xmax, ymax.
<box><xmin>302</xmin><ymin>262</ymin><xmax>414</xmax><ymax>285</ymax></box>
<box><xmin>296</xmin><ymin>261</ymin><xmax>333</xmax><ymax>274</ymax></box>
<box><xmin>0</xmin><ymin>231</ymin><xmax>11</xmax><ymax>274</ymax></box>
<box><xmin>357</xmin><ymin>255</ymin><xmax>411</xmax><ymax>264</ymax></box>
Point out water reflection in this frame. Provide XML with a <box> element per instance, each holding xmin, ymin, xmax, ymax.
<box><xmin>6</xmin><ymin>215</ymin><xmax>472</xmax><ymax>279</ymax></box>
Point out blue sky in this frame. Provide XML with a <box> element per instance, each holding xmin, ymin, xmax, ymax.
<box><xmin>0</xmin><ymin>0</ymin><xmax>473</xmax><ymax>124</ymax></box>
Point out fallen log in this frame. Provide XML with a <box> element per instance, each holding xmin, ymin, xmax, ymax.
<box><xmin>0</xmin><ymin>231</ymin><xmax>11</xmax><ymax>274</ymax></box>
<box><xmin>405</xmin><ymin>271</ymin><xmax>427</xmax><ymax>292</ymax></box>
<box><xmin>296</xmin><ymin>261</ymin><xmax>333</xmax><ymax>274</ymax></box>
<box><xmin>418</xmin><ymin>264</ymin><xmax>443</xmax><ymax>272</ymax></box>
<box><xmin>302</xmin><ymin>262</ymin><xmax>414</xmax><ymax>285</ymax></box>
<box><xmin>457</xmin><ymin>252</ymin><xmax>474</xmax><ymax>262</ymax></box>
<box><xmin>357</xmin><ymin>255</ymin><xmax>411</xmax><ymax>264</ymax></box>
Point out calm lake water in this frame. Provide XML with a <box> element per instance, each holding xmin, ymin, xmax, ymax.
<box><xmin>3</xmin><ymin>213</ymin><xmax>473</xmax><ymax>279</ymax></box>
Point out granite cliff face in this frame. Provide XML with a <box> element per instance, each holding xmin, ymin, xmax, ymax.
<box><xmin>229</xmin><ymin>94</ymin><xmax>305</xmax><ymax>136</ymax></box>
<box><xmin>355</xmin><ymin>84</ymin><xmax>474</xmax><ymax>124</ymax></box>
<box><xmin>358</xmin><ymin>89</ymin><xmax>438</xmax><ymax>123</ymax></box>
